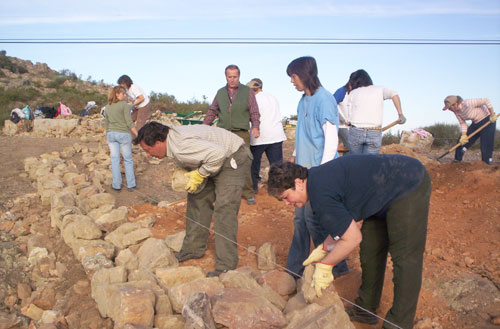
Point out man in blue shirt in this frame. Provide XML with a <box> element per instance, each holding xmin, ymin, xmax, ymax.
<box><xmin>268</xmin><ymin>155</ymin><xmax>431</xmax><ymax>329</ymax></box>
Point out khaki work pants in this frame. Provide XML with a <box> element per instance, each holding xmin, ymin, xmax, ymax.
<box><xmin>231</xmin><ymin>130</ymin><xmax>255</xmax><ymax>200</ymax></box>
<box><xmin>181</xmin><ymin>145</ymin><xmax>252</xmax><ymax>271</ymax></box>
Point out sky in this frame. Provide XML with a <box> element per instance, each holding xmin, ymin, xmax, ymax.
<box><xmin>1</xmin><ymin>0</ymin><xmax>499</xmax><ymax>131</ymax></box>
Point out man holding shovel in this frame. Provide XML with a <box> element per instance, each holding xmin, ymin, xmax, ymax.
<box><xmin>133</xmin><ymin>122</ymin><xmax>252</xmax><ymax>277</ymax></box>
<box><xmin>267</xmin><ymin>155</ymin><xmax>431</xmax><ymax>329</ymax></box>
<box><xmin>442</xmin><ymin>96</ymin><xmax>497</xmax><ymax>164</ymax></box>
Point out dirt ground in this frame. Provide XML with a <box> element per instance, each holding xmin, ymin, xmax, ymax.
<box><xmin>0</xmin><ymin>134</ymin><xmax>499</xmax><ymax>329</ymax></box>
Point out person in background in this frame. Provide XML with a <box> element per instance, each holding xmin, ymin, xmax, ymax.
<box><xmin>117</xmin><ymin>74</ymin><xmax>151</xmax><ymax>130</ymax></box>
<box><xmin>133</xmin><ymin>122</ymin><xmax>252</xmax><ymax>277</ymax></box>
<box><xmin>267</xmin><ymin>155</ymin><xmax>431</xmax><ymax>329</ymax></box>
<box><xmin>333</xmin><ymin>76</ymin><xmax>353</xmax><ymax>150</ymax></box>
<box><xmin>285</xmin><ymin>56</ymin><xmax>348</xmax><ymax>279</ymax></box>
<box><xmin>246</xmin><ymin>78</ymin><xmax>286</xmax><ymax>192</ymax></box>
<box><xmin>347</xmin><ymin>69</ymin><xmax>406</xmax><ymax>154</ymax></box>
<box><xmin>442</xmin><ymin>95</ymin><xmax>497</xmax><ymax>164</ymax></box>
<box><xmin>203</xmin><ymin>64</ymin><xmax>260</xmax><ymax>205</ymax></box>
<box><xmin>104</xmin><ymin>86</ymin><xmax>138</xmax><ymax>191</ymax></box>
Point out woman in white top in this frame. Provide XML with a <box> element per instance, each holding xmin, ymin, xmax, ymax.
<box><xmin>347</xmin><ymin>70</ymin><xmax>406</xmax><ymax>154</ymax></box>
<box><xmin>117</xmin><ymin>75</ymin><xmax>151</xmax><ymax>130</ymax></box>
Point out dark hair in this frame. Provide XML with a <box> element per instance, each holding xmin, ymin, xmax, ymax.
<box><xmin>348</xmin><ymin>69</ymin><xmax>373</xmax><ymax>92</ymax></box>
<box><xmin>225</xmin><ymin>64</ymin><xmax>240</xmax><ymax>75</ymax></box>
<box><xmin>117</xmin><ymin>75</ymin><xmax>133</xmax><ymax>88</ymax></box>
<box><xmin>267</xmin><ymin>162</ymin><xmax>308</xmax><ymax>197</ymax></box>
<box><xmin>286</xmin><ymin>56</ymin><xmax>321</xmax><ymax>93</ymax></box>
<box><xmin>133</xmin><ymin>121</ymin><xmax>170</xmax><ymax>146</ymax></box>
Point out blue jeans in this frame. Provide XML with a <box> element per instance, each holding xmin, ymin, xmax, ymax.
<box><xmin>455</xmin><ymin>116</ymin><xmax>496</xmax><ymax>164</ymax></box>
<box><xmin>348</xmin><ymin>126</ymin><xmax>382</xmax><ymax>154</ymax></box>
<box><xmin>286</xmin><ymin>202</ymin><xmax>349</xmax><ymax>278</ymax></box>
<box><xmin>107</xmin><ymin>131</ymin><xmax>136</xmax><ymax>189</ymax></box>
<box><xmin>250</xmin><ymin>142</ymin><xmax>283</xmax><ymax>191</ymax></box>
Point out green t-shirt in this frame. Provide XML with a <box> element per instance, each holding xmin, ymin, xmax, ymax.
<box><xmin>104</xmin><ymin>101</ymin><xmax>135</xmax><ymax>133</ymax></box>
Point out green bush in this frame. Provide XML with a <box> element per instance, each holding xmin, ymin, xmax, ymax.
<box><xmin>419</xmin><ymin>122</ymin><xmax>500</xmax><ymax>150</ymax></box>
<box><xmin>382</xmin><ymin>131</ymin><xmax>402</xmax><ymax>145</ymax></box>
<box><xmin>149</xmin><ymin>92</ymin><xmax>209</xmax><ymax>115</ymax></box>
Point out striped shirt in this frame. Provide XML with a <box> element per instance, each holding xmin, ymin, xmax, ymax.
<box><xmin>166</xmin><ymin>125</ymin><xmax>244</xmax><ymax>177</ymax></box>
<box><xmin>204</xmin><ymin>85</ymin><xmax>260</xmax><ymax>129</ymax></box>
<box><xmin>454</xmin><ymin>98</ymin><xmax>494</xmax><ymax>134</ymax></box>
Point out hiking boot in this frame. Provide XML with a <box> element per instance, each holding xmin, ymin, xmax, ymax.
<box><xmin>127</xmin><ymin>186</ymin><xmax>137</xmax><ymax>192</ymax></box>
<box><xmin>246</xmin><ymin>197</ymin><xmax>256</xmax><ymax>205</ymax></box>
<box><xmin>174</xmin><ymin>250</ymin><xmax>204</xmax><ymax>262</ymax></box>
<box><xmin>206</xmin><ymin>269</ymin><xmax>228</xmax><ymax>277</ymax></box>
<box><xmin>345</xmin><ymin>306</ymin><xmax>378</xmax><ymax>324</ymax></box>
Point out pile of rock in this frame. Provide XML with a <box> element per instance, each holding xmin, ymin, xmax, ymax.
<box><xmin>3</xmin><ymin>113</ymin><xmax>183</xmax><ymax>138</ymax></box>
<box><xmin>7</xmin><ymin>144</ymin><xmax>355</xmax><ymax>328</ymax></box>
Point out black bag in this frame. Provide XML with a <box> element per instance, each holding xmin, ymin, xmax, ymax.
<box><xmin>39</xmin><ymin>106</ymin><xmax>57</xmax><ymax>118</ymax></box>
<box><xmin>10</xmin><ymin>112</ymin><xmax>21</xmax><ymax>123</ymax></box>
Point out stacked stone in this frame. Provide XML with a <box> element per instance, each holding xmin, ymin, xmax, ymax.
<box><xmin>18</xmin><ymin>146</ymin><xmax>354</xmax><ymax>329</ymax></box>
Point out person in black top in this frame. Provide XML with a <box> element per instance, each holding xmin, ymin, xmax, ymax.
<box><xmin>268</xmin><ymin>154</ymin><xmax>431</xmax><ymax>329</ymax></box>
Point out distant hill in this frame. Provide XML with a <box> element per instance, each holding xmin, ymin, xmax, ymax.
<box><xmin>0</xmin><ymin>50</ymin><xmax>109</xmax><ymax>125</ymax></box>
<box><xmin>0</xmin><ymin>50</ymin><xmax>211</xmax><ymax>126</ymax></box>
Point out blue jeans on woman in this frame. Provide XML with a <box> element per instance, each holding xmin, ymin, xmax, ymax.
<box><xmin>348</xmin><ymin>126</ymin><xmax>382</xmax><ymax>154</ymax></box>
<box><xmin>107</xmin><ymin>131</ymin><xmax>136</xmax><ymax>189</ymax></box>
<box><xmin>286</xmin><ymin>202</ymin><xmax>349</xmax><ymax>279</ymax></box>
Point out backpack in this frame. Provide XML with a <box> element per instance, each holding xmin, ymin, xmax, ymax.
<box><xmin>58</xmin><ymin>103</ymin><xmax>72</xmax><ymax>117</ymax></box>
<box><xmin>21</xmin><ymin>105</ymin><xmax>32</xmax><ymax>120</ymax></box>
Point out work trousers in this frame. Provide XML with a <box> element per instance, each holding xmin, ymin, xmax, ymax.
<box><xmin>455</xmin><ymin>116</ymin><xmax>496</xmax><ymax>164</ymax></box>
<box><xmin>356</xmin><ymin>170</ymin><xmax>431</xmax><ymax>329</ymax></box>
<box><xmin>131</xmin><ymin>102</ymin><xmax>151</xmax><ymax>131</ymax></box>
<box><xmin>182</xmin><ymin>145</ymin><xmax>251</xmax><ymax>271</ymax></box>
<box><xmin>250</xmin><ymin>141</ymin><xmax>283</xmax><ymax>191</ymax></box>
<box><xmin>231</xmin><ymin>130</ymin><xmax>255</xmax><ymax>200</ymax></box>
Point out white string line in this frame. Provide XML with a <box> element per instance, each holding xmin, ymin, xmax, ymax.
<box><xmin>128</xmin><ymin>187</ymin><xmax>403</xmax><ymax>328</ymax></box>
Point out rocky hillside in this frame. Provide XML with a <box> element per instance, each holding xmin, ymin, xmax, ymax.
<box><xmin>0</xmin><ymin>50</ymin><xmax>109</xmax><ymax>124</ymax></box>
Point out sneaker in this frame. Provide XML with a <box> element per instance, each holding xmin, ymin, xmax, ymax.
<box><xmin>246</xmin><ymin>196</ymin><xmax>256</xmax><ymax>205</ymax></box>
<box><xmin>127</xmin><ymin>186</ymin><xmax>137</xmax><ymax>192</ymax></box>
<box><xmin>174</xmin><ymin>250</ymin><xmax>204</xmax><ymax>262</ymax></box>
<box><xmin>345</xmin><ymin>306</ymin><xmax>378</xmax><ymax>324</ymax></box>
<box><xmin>206</xmin><ymin>269</ymin><xmax>228</xmax><ymax>277</ymax></box>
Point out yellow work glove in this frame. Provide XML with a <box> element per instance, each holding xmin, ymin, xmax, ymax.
<box><xmin>459</xmin><ymin>135</ymin><xmax>469</xmax><ymax>146</ymax></box>
<box><xmin>311</xmin><ymin>263</ymin><xmax>334</xmax><ymax>297</ymax></box>
<box><xmin>302</xmin><ymin>244</ymin><xmax>328</xmax><ymax>266</ymax></box>
<box><xmin>490</xmin><ymin>113</ymin><xmax>498</xmax><ymax>123</ymax></box>
<box><xmin>185</xmin><ymin>169</ymin><xmax>207</xmax><ymax>193</ymax></box>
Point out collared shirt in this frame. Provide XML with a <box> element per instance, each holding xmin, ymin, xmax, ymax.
<box><xmin>204</xmin><ymin>85</ymin><xmax>260</xmax><ymax>129</ymax></box>
<box><xmin>454</xmin><ymin>98</ymin><xmax>494</xmax><ymax>134</ymax></box>
<box><xmin>166</xmin><ymin>125</ymin><xmax>244</xmax><ymax>177</ymax></box>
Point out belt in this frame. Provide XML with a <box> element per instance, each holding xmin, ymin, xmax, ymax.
<box><xmin>352</xmin><ymin>125</ymin><xmax>382</xmax><ymax>132</ymax></box>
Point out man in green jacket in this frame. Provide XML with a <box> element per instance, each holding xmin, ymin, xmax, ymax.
<box><xmin>203</xmin><ymin>64</ymin><xmax>260</xmax><ymax>205</ymax></box>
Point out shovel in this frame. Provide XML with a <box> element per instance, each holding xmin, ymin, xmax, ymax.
<box><xmin>437</xmin><ymin>114</ymin><xmax>498</xmax><ymax>161</ymax></box>
<box><xmin>382</xmin><ymin>119</ymin><xmax>402</xmax><ymax>132</ymax></box>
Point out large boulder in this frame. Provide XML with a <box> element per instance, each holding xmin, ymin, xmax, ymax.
<box><xmin>211</xmin><ymin>287</ymin><xmax>287</xmax><ymax>329</ymax></box>
<box><xmin>33</xmin><ymin>118</ymin><xmax>79</xmax><ymax>135</ymax></box>
<box><xmin>219</xmin><ymin>270</ymin><xmax>286</xmax><ymax>310</ymax></box>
